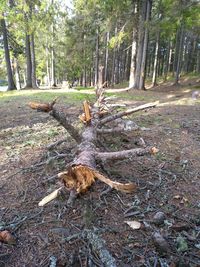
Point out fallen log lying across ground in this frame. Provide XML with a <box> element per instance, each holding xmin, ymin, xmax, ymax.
<box><xmin>28</xmin><ymin>96</ymin><xmax>158</xmax><ymax>206</ymax></box>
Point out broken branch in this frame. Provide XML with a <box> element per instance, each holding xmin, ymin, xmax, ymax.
<box><xmin>95</xmin><ymin>147</ymin><xmax>158</xmax><ymax>161</ymax></box>
<box><xmin>99</xmin><ymin>101</ymin><xmax>158</xmax><ymax>125</ymax></box>
<box><xmin>50</xmin><ymin>108</ymin><xmax>81</xmax><ymax>143</ymax></box>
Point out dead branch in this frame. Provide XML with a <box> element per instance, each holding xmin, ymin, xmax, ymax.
<box><xmin>38</xmin><ymin>187</ymin><xmax>63</xmax><ymax>206</ymax></box>
<box><xmin>46</xmin><ymin>138</ymin><xmax>68</xmax><ymax>150</ymax></box>
<box><xmin>99</xmin><ymin>101</ymin><xmax>158</xmax><ymax>126</ymax></box>
<box><xmin>28</xmin><ymin>98</ymin><xmax>57</xmax><ymax>112</ymax></box>
<box><xmin>50</xmin><ymin>108</ymin><xmax>81</xmax><ymax>143</ymax></box>
<box><xmin>95</xmin><ymin>147</ymin><xmax>158</xmax><ymax>161</ymax></box>
<box><xmin>97</xmin><ymin>125</ymin><xmax>140</xmax><ymax>134</ymax></box>
<box><xmin>83</xmin><ymin>230</ymin><xmax>117</xmax><ymax>267</ymax></box>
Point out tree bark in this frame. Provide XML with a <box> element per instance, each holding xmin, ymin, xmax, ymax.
<box><xmin>197</xmin><ymin>48</ymin><xmax>200</xmax><ymax>73</ymax></box>
<box><xmin>138</xmin><ymin>0</ymin><xmax>152</xmax><ymax>90</ymax></box>
<box><xmin>14</xmin><ymin>57</ymin><xmax>21</xmax><ymax>90</ymax></box>
<box><xmin>174</xmin><ymin>23</ymin><xmax>184</xmax><ymax>85</ymax></box>
<box><xmin>30</xmin><ymin>33</ymin><xmax>38</xmax><ymax>88</ymax></box>
<box><xmin>164</xmin><ymin>40</ymin><xmax>172</xmax><ymax>81</ymax></box>
<box><xmin>25</xmin><ymin>33</ymin><xmax>32</xmax><ymax>88</ymax></box>
<box><xmin>134</xmin><ymin>0</ymin><xmax>146</xmax><ymax>89</ymax></box>
<box><xmin>1</xmin><ymin>18</ymin><xmax>16</xmax><ymax>91</ymax></box>
<box><xmin>104</xmin><ymin>31</ymin><xmax>110</xmax><ymax>83</ymax></box>
<box><xmin>129</xmin><ymin>26</ymin><xmax>137</xmax><ymax>89</ymax></box>
<box><xmin>95</xmin><ymin>27</ymin><xmax>99</xmax><ymax>88</ymax></box>
<box><xmin>152</xmin><ymin>31</ymin><xmax>160</xmax><ymax>87</ymax></box>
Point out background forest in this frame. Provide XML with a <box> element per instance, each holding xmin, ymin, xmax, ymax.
<box><xmin>0</xmin><ymin>0</ymin><xmax>200</xmax><ymax>91</ymax></box>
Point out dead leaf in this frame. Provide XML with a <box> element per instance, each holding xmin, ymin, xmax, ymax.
<box><xmin>150</xmin><ymin>147</ymin><xmax>159</xmax><ymax>154</ymax></box>
<box><xmin>0</xmin><ymin>230</ymin><xmax>16</xmax><ymax>245</ymax></box>
<box><xmin>125</xmin><ymin>220</ymin><xmax>141</xmax><ymax>230</ymax></box>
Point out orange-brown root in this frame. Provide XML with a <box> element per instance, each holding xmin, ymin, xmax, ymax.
<box><xmin>58</xmin><ymin>165</ymin><xmax>136</xmax><ymax>194</ymax></box>
<box><xmin>28</xmin><ymin>98</ymin><xmax>57</xmax><ymax>112</ymax></box>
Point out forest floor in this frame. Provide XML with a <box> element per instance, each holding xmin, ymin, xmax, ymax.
<box><xmin>0</xmin><ymin>77</ymin><xmax>200</xmax><ymax>267</ymax></box>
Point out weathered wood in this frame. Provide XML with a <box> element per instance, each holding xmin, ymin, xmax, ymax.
<box><xmin>95</xmin><ymin>147</ymin><xmax>158</xmax><ymax>161</ymax></box>
<box><xmin>83</xmin><ymin>230</ymin><xmax>117</xmax><ymax>267</ymax></box>
<box><xmin>99</xmin><ymin>101</ymin><xmax>158</xmax><ymax>126</ymax></box>
<box><xmin>38</xmin><ymin>187</ymin><xmax>63</xmax><ymax>206</ymax></box>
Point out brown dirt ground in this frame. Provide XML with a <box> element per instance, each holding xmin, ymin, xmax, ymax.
<box><xmin>0</xmin><ymin>79</ymin><xmax>200</xmax><ymax>267</ymax></box>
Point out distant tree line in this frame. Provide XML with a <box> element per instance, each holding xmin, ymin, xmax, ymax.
<box><xmin>0</xmin><ymin>0</ymin><xmax>199</xmax><ymax>91</ymax></box>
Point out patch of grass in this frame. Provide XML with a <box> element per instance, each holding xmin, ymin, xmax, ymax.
<box><xmin>105</xmin><ymin>91</ymin><xmax>158</xmax><ymax>102</ymax></box>
<box><xmin>0</xmin><ymin>89</ymin><xmax>95</xmax><ymax>105</ymax></box>
<box><xmin>111</xmin><ymin>81</ymin><xmax>129</xmax><ymax>89</ymax></box>
<box><xmin>193</xmin><ymin>85</ymin><xmax>200</xmax><ymax>90</ymax></box>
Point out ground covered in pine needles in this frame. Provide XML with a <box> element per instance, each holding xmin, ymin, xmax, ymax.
<box><xmin>0</xmin><ymin>78</ymin><xmax>200</xmax><ymax>267</ymax></box>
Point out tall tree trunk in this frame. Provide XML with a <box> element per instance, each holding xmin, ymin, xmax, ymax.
<box><xmin>164</xmin><ymin>40</ymin><xmax>172</xmax><ymax>81</ymax></box>
<box><xmin>111</xmin><ymin>26</ymin><xmax>117</xmax><ymax>86</ymax></box>
<box><xmin>172</xmin><ymin>29</ymin><xmax>180</xmax><ymax>77</ymax></box>
<box><xmin>25</xmin><ymin>33</ymin><xmax>32</xmax><ymax>88</ymax></box>
<box><xmin>152</xmin><ymin>31</ymin><xmax>160</xmax><ymax>87</ymax></box>
<box><xmin>125</xmin><ymin>47</ymin><xmax>131</xmax><ymax>81</ymax></box>
<box><xmin>138</xmin><ymin>0</ymin><xmax>152</xmax><ymax>90</ymax></box>
<box><xmin>134</xmin><ymin>0</ymin><xmax>146</xmax><ymax>89</ymax></box>
<box><xmin>14</xmin><ymin>57</ymin><xmax>21</xmax><ymax>90</ymax></box>
<box><xmin>1</xmin><ymin>18</ymin><xmax>16</xmax><ymax>91</ymax></box>
<box><xmin>95</xmin><ymin>28</ymin><xmax>99</xmax><ymax>88</ymax></box>
<box><xmin>51</xmin><ymin>48</ymin><xmax>56</xmax><ymax>87</ymax></box>
<box><xmin>111</xmin><ymin>48</ymin><xmax>116</xmax><ymax>85</ymax></box>
<box><xmin>115</xmin><ymin>47</ymin><xmax>120</xmax><ymax>84</ymax></box>
<box><xmin>129</xmin><ymin>26</ymin><xmax>137</xmax><ymax>89</ymax></box>
<box><xmin>46</xmin><ymin>47</ymin><xmax>50</xmax><ymax>86</ymax></box>
<box><xmin>51</xmin><ymin>24</ymin><xmax>56</xmax><ymax>87</ymax></box>
<box><xmin>83</xmin><ymin>34</ymin><xmax>87</xmax><ymax>87</ymax></box>
<box><xmin>174</xmin><ymin>23</ymin><xmax>184</xmax><ymax>85</ymax></box>
<box><xmin>197</xmin><ymin>48</ymin><xmax>200</xmax><ymax>73</ymax></box>
<box><xmin>30</xmin><ymin>33</ymin><xmax>38</xmax><ymax>88</ymax></box>
<box><xmin>104</xmin><ymin>31</ymin><xmax>109</xmax><ymax>83</ymax></box>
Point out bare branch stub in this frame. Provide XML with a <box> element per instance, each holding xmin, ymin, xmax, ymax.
<box><xmin>28</xmin><ymin>97</ymin><xmax>158</xmax><ymax>206</ymax></box>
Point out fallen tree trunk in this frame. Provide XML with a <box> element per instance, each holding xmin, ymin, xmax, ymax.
<box><xmin>28</xmin><ymin>98</ymin><xmax>158</xmax><ymax>206</ymax></box>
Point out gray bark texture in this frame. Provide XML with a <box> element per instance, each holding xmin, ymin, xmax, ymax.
<box><xmin>1</xmin><ymin>18</ymin><xmax>16</xmax><ymax>91</ymax></box>
<box><xmin>25</xmin><ymin>34</ymin><xmax>32</xmax><ymax>88</ymax></box>
<box><xmin>152</xmin><ymin>31</ymin><xmax>160</xmax><ymax>86</ymax></box>
<box><xmin>138</xmin><ymin>0</ymin><xmax>152</xmax><ymax>90</ymax></box>
<box><xmin>30</xmin><ymin>33</ymin><xmax>38</xmax><ymax>88</ymax></box>
<box><xmin>174</xmin><ymin>23</ymin><xmax>184</xmax><ymax>85</ymax></box>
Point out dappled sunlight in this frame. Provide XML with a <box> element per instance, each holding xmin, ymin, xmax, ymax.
<box><xmin>159</xmin><ymin>97</ymin><xmax>197</xmax><ymax>107</ymax></box>
<box><xmin>0</xmin><ymin>120</ymin><xmax>67</xmax><ymax>166</ymax></box>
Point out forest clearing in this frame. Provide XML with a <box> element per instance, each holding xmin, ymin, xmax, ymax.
<box><xmin>0</xmin><ymin>77</ymin><xmax>200</xmax><ymax>266</ymax></box>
